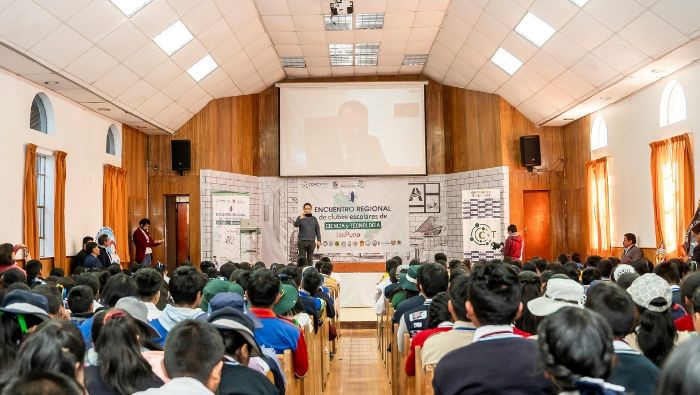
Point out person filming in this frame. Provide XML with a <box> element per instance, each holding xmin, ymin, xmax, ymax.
<box><xmin>503</xmin><ymin>224</ymin><xmax>524</xmax><ymax>261</ymax></box>
<box><xmin>294</xmin><ymin>203</ymin><xmax>322</xmax><ymax>265</ymax></box>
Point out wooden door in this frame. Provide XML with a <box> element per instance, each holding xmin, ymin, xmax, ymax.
<box><xmin>176</xmin><ymin>202</ymin><xmax>190</xmax><ymax>265</ymax></box>
<box><xmin>522</xmin><ymin>191</ymin><xmax>551</xmax><ymax>261</ymax></box>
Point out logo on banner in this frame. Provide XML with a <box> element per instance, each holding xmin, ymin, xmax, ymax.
<box><xmin>409</xmin><ymin>187</ymin><xmax>423</xmax><ymax>202</ymax></box>
<box><xmin>469</xmin><ymin>223</ymin><xmax>497</xmax><ymax>246</ymax></box>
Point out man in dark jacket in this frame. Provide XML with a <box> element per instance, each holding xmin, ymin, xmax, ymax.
<box><xmin>293</xmin><ymin>203</ymin><xmax>321</xmax><ymax>265</ymax></box>
<box><xmin>71</xmin><ymin>236</ymin><xmax>93</xmax><ymax>274</ymax></box>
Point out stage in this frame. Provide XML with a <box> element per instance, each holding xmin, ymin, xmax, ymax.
<box><xmin>333</xmin><ymin>263</ymin><xmax>384</xmax><ymax>308</ymax></box>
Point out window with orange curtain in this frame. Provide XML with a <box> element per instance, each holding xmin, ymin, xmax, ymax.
<box><xmin>650</xmin><ymin>134</ymin><xmax>694</xmax><ymax>257</ymax></box>
<box><xmin>103</xmin><ymin>165</ymin><xmax>130</xmax><ymax>264</ymax></box>
<box><xmin>586</xmin><ymin>157</ymin><xmax>611</xmax><ymax>256</ymax></box>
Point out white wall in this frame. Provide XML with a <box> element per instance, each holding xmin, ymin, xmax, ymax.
<box><xmin>591</xmin><ymin>60</ymin><xmax>700</xmax><ymax>248</ymax></box>
<box><xmin>0</xmin><ymin>68</ymin><xmax>121</xmax><ymax>256</ymax></box>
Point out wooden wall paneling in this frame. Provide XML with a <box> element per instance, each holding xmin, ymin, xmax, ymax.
<box><xmin>425</xmin><ymin>80</ymin><xmax>445</xmax><ymax>174</ymax></box>
<box><xmin>256</xmin><ymin>86</ymin><xmax>280</xmax><ymax>176</ymax></box>
<box><xmin>122</xmin><ymin>125</ymin><xmax>149</xmax><ymax>262</ymax></box>
<box><xmin>563</xmin><ymin>116</ymin><xmax>592</xmax><ymax>255</ymax></box>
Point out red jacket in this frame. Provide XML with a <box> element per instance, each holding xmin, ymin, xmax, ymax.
<box><xmin>405</xmin><ymin>325</ymin><xmax>453</xmax><ymax>376</ymax></box>
<box><xmin>503</xmin><ymin>234</ymin><xmax>524</xmax><ymax>260</ymax></box>
<box><xmin>132</xmin><ymin>227</ymin><xmax>160</xmax><ymax>264</ymax></box>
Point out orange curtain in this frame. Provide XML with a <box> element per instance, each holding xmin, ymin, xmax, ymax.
<box><xmin>53</xmin><ymin>151</ymin><xmax>67</xmax><ymax>272</ymax></box>
<box><xmin>586</xmin><ymin>157</ymin><xmax>611</xmax><ymax>256</ymax></box>
<box><xmin>103</xmin><ymin>165</ymin><xmax>130</xmax><ymax>264</ymax></box>
<box><xmin>23</xmin><ymin>144</ymin><xmax>39</xmax><ymax>259</ymax></box>
<box><xmin>650</xmin><ymin>133</ymin><xmax>694</xmax><ymax>257</ymax></box>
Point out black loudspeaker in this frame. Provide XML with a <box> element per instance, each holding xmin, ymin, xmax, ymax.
<box><xmin>171</xmin><ymin>140</ymin><xmax>191</xmax><ymax>175</ymax></box>
<box><xmin>519</xmin><ymin>135</ymin><xmax>541</xmax><ymax>169</ymax></box>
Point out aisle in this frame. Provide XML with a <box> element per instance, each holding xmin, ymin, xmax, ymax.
<box><xmin>326</xmin><ymin>329</ymin><xmax>391</xmax><ymax>395</ymax></box>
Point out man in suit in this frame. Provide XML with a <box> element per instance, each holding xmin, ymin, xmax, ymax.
<box><xmin>97</xmin><ymin>233</ymin><xmax>117</xmax><ymax>268</ymax></box>
<box><xmin>133</xmin><ymin>218</ymin><xmax>163</xmax><ymax>267</ymax></box>
<box><xmin>83</xmin><ymin>242</ymin><xmax>101</xmax><ymax>269</ymax></box>
<box><xmin>621</xmin><ymin>233</ymin><xmax>643</xmax><ymax>263</ymax></box>
<box><xmin>71</xmin><ymin>236</ymin><xmax>93</xmax><ymax>273</ymax></box>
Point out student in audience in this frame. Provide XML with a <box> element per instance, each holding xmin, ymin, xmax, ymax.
<box><xmin>421</xmin><ymin>275</ymin><xmax>474</xmax><ymax>367</ymax></box>
<box><xmin>397</xmin><ymin>263</ymin><xmax>449</xmax><ymax>351</ymax></box>
<box><xmin>319</xmin><ymin>261</ymin><xmax>338</xmax><ymax>294</ymax></box>
<box><xmin>75</xmin><ymin>273</ymin><xmax>101</xmax><ymax>310</ymax></box>
<box><xmin>375</xmin><ymin>262</ymin><xmax>399</xmax><ymax>315</ymax></box>
<box><xmin>392</xmin><ymin>265</ymin><xmax>421</xmax><ymax>322</ymax></box>
<box><xmin>208</xmin><ymin>308</ymin><xmax>278</xmax><ymax>395</ymax></box>
<box><xmin>585</xmin><ymin>282</ymin><xmax>659</xmax><ymax>395</ymax></box>
<box><xmin>2</xmin><ymin>371</ymin><xmax>84</xmax><ymax>395</ymax></box>
<box><xmin>675</xmin><ymin>272</ymin><xmax>700</xmax><ymax>331</ymax></box>
<box><xmin>621</xmin><ymin>233</ymin><xmax>643</xmax><ymax>263</ymax></box>
<box><xmin>134</xmin><ymin>320</ymin><xmax>224</xmax><ymax>395</ymax></box>
<box><xmin>83</xmin><ymin>242</ymin><xmax>101</xmax><ymax>269</ymax></box>
<box><xmin>0</xmin><ymin>319</ymin><xmax>86</xmax><ymax>393</ymax></box>
<box><xmin>133</xmin><ymin>268</ymin><xmax>165</xmax><ymax>320</ymax></box>
<box><xmin>24</xmin><ymin>259</ymin><xmax>45</xmax><ymax>287</ymax></box>
<box><xmin>581</xmin><ymin>267</ymin><xmax>602</xmax><ymax>288</ymax></box>
<box><xmin>612</xmin><ymin>264</ymin><xmax>634</xmax><ymax>283</ymax></box>
<box><xmin>71</xmin><ymin>236</ymin><xmax>94</xmax><ymax>274</ymax></box>
<box><xmin>617</xmin><ymin>272</ymin><xmax>640</xmax><ymax>289</ymax></box>
<box><xmin>376</xmin><ymin>258</ymin><xmax>398</xmax><ymax>301</ymax></box>
<box><xmin>515</xmin><ymin>271</ymin><xmax>541</xmax><ymax>335</ymax></box>
<box><xmin>200</xmin><ymin>280</ymin><xmax>244</xmax><ymax>312</ymax></box>
<box><xmin>80</xmin><ymin>273</ymin><xmax>138</xmax><ymax>348</ymax></box>
<box><xmin>528</xmin><ymin>278</ymin><xmax>585</xmax><ymax>321</ymax></box>
<box><xmin>597</xmin><ymin>259</ymin><xmax>614</xmax><ymax>281</ymax></box>
<box><xmin>655</xmin><ymin>336</ymin><xmax>700</xmax><ymax>395</ymax></box>
<box><xmin>85</xmin><ymin>309</ymin><xmax>164</xmax><ymax>395</ymax></box>
<box><xmin>538</xmin><ymin>307</ymin><xmax>624</xmax><ymax>394</ymax></box>
<box><xmin>433</xmin><ymin>261</ymin><xmax>552</xmax><ymax>395</ymax></box>
<box><xmin>655</xmin><ymin>260</ymin><xmax>683</xmax><ymax>306</ymax></box>
<box><xmin>2</xmin><ymin>267</ymin><xmax>27</xmax><ymax>288</ymax></box>
<box><xmin>302</xmin><ymin>269</ymin><xmax>335</xmax><ymax>319</ymax></box>
<box><xmin>151</xmin><ymin>266</ymin><xmax>207</xmax><ymax>345</ymax></box>
<box><xmin>32</xmin><ymin>284</ymin><xmax>69</xmax><ymax>320</ymax></box>
<box><xmin>247</xmin><ymin>269</ymin><xmax>308</xmax><ymax>377</ymax></box>
<box><xmin>405</xmin><ymin>291</ymin><xmax>452</xmax><ymax>376</ymax></box>
<box><xmin>0</xmin><ymin>289</ymin><xmax>50</xmax><ymax>370</ymax></box>
<box><xmin>68</xmin><ymin>285</ymin><xmax>95</xmax><ymax>326</ymax></box>
<box><xmin>626</xmin><ymin>273</ymin><xmax>678</xmax><ymax>366</ymax></box>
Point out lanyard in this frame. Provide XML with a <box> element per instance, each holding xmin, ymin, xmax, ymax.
<box><xmin>454</xmin><ymin>327</ymin><xmax>476</xmax><ymax>331</ymax></box>
<box><xmin>476</xmin><ymin>330</ymin><xmax>520</xmax><ymax>342</ymax></box>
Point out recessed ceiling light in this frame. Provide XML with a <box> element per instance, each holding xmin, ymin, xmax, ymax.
<box><xmin>329</xmin><ymin>43</ymin><xmax>354</xmax><ymax>66</ymax></box>
<box><xmin>96</xmin><ymin>107</ymin><xmax>111</xmax><ymax>112</ymax></box>
<box><xmin>515</xmin><ymin>12</ymin><xmax>556</xmax><ymax>47</ymax></box>
<box><xmin>187</xmin><ymin>55</ymin><xmax>218</xmax><ymax>82</ymax></box>
<box><xmin>490</xmin><ymin>47</ymin><xmax>523</xmax><ymax>76</ymax></box>
<box><xmin>355</xmin><ymin>13</ymin><xmax>384</xmax><ymax>29</ymax></box>
<box><xmin>599</xmin><ymin>96</ymin><xmax>612</xmax><ymax>101</ymax></box>
<box><xmin>43</xmin><ymin>80</ymin><xmax>59</xmax><ymax>85</ymax></box>
<box><xmin>569</xmin><ymin>0</ymin><xmax>589</xmax><ymax>7</ymax></box>
<box><xmin>402</xmin><ymin>54</ymin><xmax>429</xmax><ymax>66</ymax></box>
<box><xmin>153</xmin><ymin>20</ymin><xmax>194</xmax><ymax>56</ymax></box>
<box><xmin>109</xmin><ymin>0</ymin><xmax>152</xmax><ymax>17</ymax></box>
<box><xmin>281</xmin><ymin>57</ymin><xmax>306</xmax><ymax>68</ymax></box>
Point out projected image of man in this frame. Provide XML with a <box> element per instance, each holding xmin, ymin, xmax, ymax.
<box><xmin>294</xmin><ymin>203</ymin><xmax>321</xmax><ymax>264</ymax></box>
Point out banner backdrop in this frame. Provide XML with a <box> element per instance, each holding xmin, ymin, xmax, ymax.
<box><xmin>298</xmin><ymin>178</ymin><xmax>409</xmax><ymax>254</ymax></box>
<box><xmin>462</xmin><ymin>189</ymin><xmax>502</xmax><ymax>260</ymax></box>
<box><xmin>212</xmin><ymin>191</ymin><xmax>250</xmax><ymax>263</ymax></box>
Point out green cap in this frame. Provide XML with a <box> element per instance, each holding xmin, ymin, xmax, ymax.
<box><xmin>273</xmin><ymin>284</ymin><xmax>299</xmax><ymax>315</ymax></box>
<box><xmin>201</xmin><ymin>280</ymin><xmax>244</xmax><ymax>311</ymax></box>
<box><xmin>399</xmin><ymin>265</ymin><xmax>419</xmax><ymax>292</ymax></box>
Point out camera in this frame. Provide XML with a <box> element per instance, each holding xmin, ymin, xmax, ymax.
<box><xmin>491</xmin><ymin>241</ymin><xmax>504</xmax><ymax>251</ymax></box>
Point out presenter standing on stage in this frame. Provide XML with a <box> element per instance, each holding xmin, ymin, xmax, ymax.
<box><xmin>133</xmin><ymin>218</ymin><xmax>163</xmax><ymax>267</ymax></box>
<box><xmin>294</xmin><ymin>203</ymin><xmax>322</xmax><ymax>265</ymax></box>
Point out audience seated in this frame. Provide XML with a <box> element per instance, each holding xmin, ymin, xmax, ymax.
<box><xmin>0</xmin><ymin>289</ymin><xmax>50</xmax><ymax>370</ymax></box>
<box><xmin>538</xmin><ymin>307</ymin><xmax>625</xmax><ymax>394</ymax></box>
<box><xmin>391</xmin><ymin>265</ymin><xmax>419</xmax><ymax>310</ymax></box>
<box><xmin>67</xmin><ymin>285</ymin><xmax>94</xmax><ymax>326</ymax></box>
<box><xmin>433</xmin><ymin>262</ymin><xmax>553</xmax><ymax>395</ymax></box>
<box><xmin>133</xmin><ymin>268</ymin><xmax>166</xmax><ymax>320</ymax></box>
<box><xmin>404</xmin><ymin>291</ymin><xmax>452</xmax><ymax>376</ymax></box>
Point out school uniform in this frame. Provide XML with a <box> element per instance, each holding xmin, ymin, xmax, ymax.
<box><xmin>421</xmin><ymin>320</ymin><xmax>476</xmax><ymax>367</ymax></box>
<box><xmin>607</xmin><ymin>340</ymin><xmax>659</xmax><ymax>395</ymax></box>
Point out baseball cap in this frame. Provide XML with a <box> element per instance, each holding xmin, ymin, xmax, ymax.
<box><xmin>0</xmin><ymin>289</ymin><xmax>50</xmax><ymax>321</ymax></box>
<box><xmin>115</xmin><ymin>297</ymin><xmax>160</xmax><ymax>337</ymax></box>
<box><xmin>273</xmin><ymin>284</ymin><xmax>299</xmax><ymax>315</ymax></box>
<box><xmin>399</xmin><ymin>265</ymin><xmax>419</xmax><ymax>292</ymax></box>
<box><xmin>208</xmin><ymin>292</ymin><xmax>262</xmax><ymax>329</ymax></box>
<box><xmin>201</xmin><ymin>280</ymin><xmax>244</xmax><ymax>311</ymax></box>
<box><xmin>528</xmin><ymin>278</ymin><xmax>585</xmax><ymax>317</ymax></box>
<box><xmin>208</xmin><ymin>307</ymin><xmax>262</xmax><ymax>357</ymax></box>
<box><xmin>613</xmin><ymin>264</ymin><xmax>635</xmax><ymax>282</ymax></box>
<box><xmin>627</xmin><ymin>273</ymin><xmax>672</xmax><ymax>312</ymax></box>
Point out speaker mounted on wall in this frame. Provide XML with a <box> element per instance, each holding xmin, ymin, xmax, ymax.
<box><xmin>171</xmin><ymin>140</ymin><xmax>191</xmax><ymax>176</ymax></box>
<box><xmin>519</xmin><ymin>135</ymin><xmax>541</xmax><ymax>172</ymax></box>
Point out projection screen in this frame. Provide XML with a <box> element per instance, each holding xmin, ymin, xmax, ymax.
<box><xmin>278</xmin><ymin>82</ymin><xmax>427</xmax><ymax>177</ymax></box>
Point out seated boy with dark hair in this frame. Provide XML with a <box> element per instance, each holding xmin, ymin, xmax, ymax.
<box><xmin>433</xmin><ymin>261</ymin><xmax>553</xmax><ymax>395</ymax></box>
<box><xmin>67</xmin><ymin>285</ymin><xmax>95</xmax><ymax>326</ymax></box>
<box><xmin>134</xmin><ymin>320</ymin><xmax>225</xmax><ymax>395</ymax></box>
<box><xmin>247</xmin><ymin>269</ymin><xmax>308</xmax><ymax>377</ymax></box>
<box><xmin>585</xmin><ymin>282</ymin><xmax>659</xmax><ymax>395</ymax></box>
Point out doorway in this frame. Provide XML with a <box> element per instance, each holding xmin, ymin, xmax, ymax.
<box><xmin>165</xmin><ymin>195</ymin><xmax>190</xmax><ymax>272</ymax></box>
<box><xmin>522</xmin><ymin>190</ymin><xmax>551</xmax><ymax>261</ymax></box>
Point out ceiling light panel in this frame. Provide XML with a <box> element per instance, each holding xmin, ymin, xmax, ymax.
<box><xmin>324</xmin><ymin>14</ymin><xmax>352</xmax><ymax>31</ymax></box>
<box><xmin>355</xmin><ymin>13</ymin><xmax>384</xmax><ymax>29</ymax></box>
<box><xmin>153</xmin><ymin>20</ymin><xmax>194</xmax><ymax>56</ymax></box>
<box><xmin>109</xmin><ymin>0</ymin><xmax>152</xmax><ymax>17</ymax></box>
<box><xmin>490</xmin><ymin>47</ymin><xmax>523</xmax><ymax>75</ymax></box>
<box><xmin>402</xmin><ymin>54</ymin><xmax>428</xmax><ymax>65</ymax></box>
<box><xmin>515</xmin><ymin>12</ymin><xmax>556</xmax><ymax>47</ymax></box>
<box><xmin>329</xmin><ymin>43</ymin><xmax>353</xmax><ymax>66</ymax></box>
<box><xmin>187</xmin><ymin>54</ymin><xmax>218</xmax><ymax>81</ymax></box>
<box><xmin>281</xmin><ymin>56</ymin><xmax>306</xmax><ymax>68</ymax></box>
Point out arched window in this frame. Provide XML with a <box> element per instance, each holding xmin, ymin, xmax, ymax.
<box><xmin>29</xmin><ymin>93</ymin><xmax>54</xmax><ymax>133</ymax></box>
<box><xmin>590</xmin><ymin>115</ymin><xmax>608</xmax><ymax>151</ymax></box>
<box><xmin>660</xmin><ymin>80</ymin><xmax>687</xmax><ymax>127</ymax></box>
<box><xmin>106</xmin><ymin>124</ymin><xmax>121</xmax><ymax>156</ymax></box>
